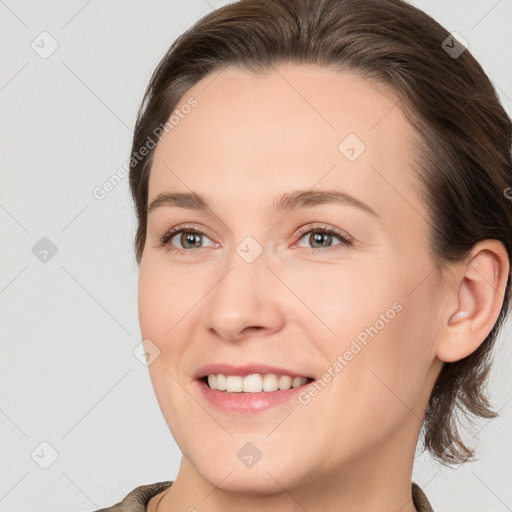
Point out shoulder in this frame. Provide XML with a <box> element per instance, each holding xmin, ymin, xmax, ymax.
<box><xmin>95</xmin><ymin>481</ymin><xmax>174</xmax><ymax>512</ymax></box>
<box><xmin>412</xmin><ymin>481</ymin><xmax>434</xmax><ymax>512</ymax></box>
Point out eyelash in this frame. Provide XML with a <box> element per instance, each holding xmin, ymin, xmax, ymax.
<box><xmin>158</xmin><ymin>223</ymin><xmax>353</xmax><ymax>256</ymax></box>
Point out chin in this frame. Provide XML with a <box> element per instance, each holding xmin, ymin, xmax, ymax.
<box><xmin>185</xmin><ymin>438</ymin><xmax>311</xmax><ymax>495</ymax></box>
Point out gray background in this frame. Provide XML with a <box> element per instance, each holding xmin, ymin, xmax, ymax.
<box><xmin>1</xmin><ymin>1</ymin><xmax>511</xmax><ymax>511</ymax></box>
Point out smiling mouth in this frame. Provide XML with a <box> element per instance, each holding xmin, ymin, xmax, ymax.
<box><xmin>200</xmin><ymin>373</ymin><xmax>315</xmax><ymax>393</ymax></box>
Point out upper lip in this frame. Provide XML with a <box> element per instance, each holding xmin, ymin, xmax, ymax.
<box><xmin>193</xmin><ymin>363</ymin><xmax>314</xmax><ymax>380</ymax></box>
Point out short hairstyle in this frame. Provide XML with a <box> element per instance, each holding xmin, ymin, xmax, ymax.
<box><xmin>128</xmin><ymin>0</ymin><xmax>512</xmax><ymax>466</ymax></box>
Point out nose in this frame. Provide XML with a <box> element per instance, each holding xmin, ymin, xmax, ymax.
<box><xmin>204</xmin><ymin>245</ymin><xmax>286</xmax><ymax>342</ymax></box>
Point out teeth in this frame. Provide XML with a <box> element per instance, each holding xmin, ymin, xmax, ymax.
<box><xmin>206</xmin><ymin>373</ymin><xmax>310</xmax><ymax>393</ymax></box>
<box><xmin>242</xmin><ymin>374</ymin><xmax>262</xmax><ymax>392</ymax></box>
<box><xmin>217</xmin><ymin>374</ymin><xmax>227</xmax><ymax>391</ymax></box>
<box><xmin>263</xmin><ymin>373</ymin><xmax>279</xmax><ymax>392</ymax></box>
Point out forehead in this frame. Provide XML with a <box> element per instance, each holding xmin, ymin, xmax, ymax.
<box><xmin>148</xmin><ymin>63</ymin><xmax>428</xmax><ymax>225</ymax></box>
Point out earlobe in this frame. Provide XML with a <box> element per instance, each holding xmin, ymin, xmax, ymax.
<box><xmin>436</xmin><ymin>240</ymin><xmax>510</xmax><ymax>363</ymax></box>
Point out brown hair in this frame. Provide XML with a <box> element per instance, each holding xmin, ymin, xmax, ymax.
<box><xmin>128</xmin><ymin>0</ymin><xmax>512</xmax><ymax>465</ymax></box>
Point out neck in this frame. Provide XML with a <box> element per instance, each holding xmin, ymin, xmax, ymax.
<box><xmin>156</xmin><ymin>417</ymin><xmax>421</xmax><ymax>512</ymax></box>
<box><xmin>154</xmin><ymin>359</ymin><xmax>443</xmax><ymax>512</ymax></box>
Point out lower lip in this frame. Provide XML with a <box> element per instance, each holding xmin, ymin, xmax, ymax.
<box><xmin>195</xmin><ymin>379</ymin><xmax>312</xmax><ymax>414</ymax></box>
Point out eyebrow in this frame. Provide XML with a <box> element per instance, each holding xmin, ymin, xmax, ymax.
<box><xmin>147</xmin><ymin>189</ymin><xmax>379</xmax><ymax>218</ymax></box>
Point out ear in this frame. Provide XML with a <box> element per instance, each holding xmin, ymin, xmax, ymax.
<box><xmin>436</xmin><ymin>240</ymin><xmax>510</xmax><ymax>363</ymax></box>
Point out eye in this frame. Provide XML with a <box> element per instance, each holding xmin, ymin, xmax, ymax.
<box><xmin>294</xmin><ymin>224</ymin><xmax>353</xmax><ymax>252</ymax></box>
<box><xmin>158</xmin><ymin>225</ymin><xmax>217</xmax><ymax>254</ymax></box>
<box><xmin>157</xmin><ymin>223</ymin><xmax>353</xmax><ymax>255</ymax></box>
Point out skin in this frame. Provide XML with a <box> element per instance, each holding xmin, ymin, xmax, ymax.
<box><xmin>139</xmin><ymin>63</ymin><xmax>509</xmax><ymax>512</ymax></box>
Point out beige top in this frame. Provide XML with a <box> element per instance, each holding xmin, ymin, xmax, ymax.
<box><xmin>95</xmin><ymin>480</ymin><xmax>434</xmax><ymax>511</ymax></box>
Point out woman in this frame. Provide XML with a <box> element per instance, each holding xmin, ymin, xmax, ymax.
<box><xmin>98</xmin><ymin>0</ymin><xmax>512</xmax><ymax>510</ymax></box>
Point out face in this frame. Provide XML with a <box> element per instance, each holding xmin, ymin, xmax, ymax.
<box><xmin>138</xmin><ymin>64</ymin><xmax>444</xmax><ymax>493</ymax></box>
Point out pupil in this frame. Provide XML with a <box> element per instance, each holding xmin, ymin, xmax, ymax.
<box><xmin>311</xmin><ymin>232</ymin><xmax>331</xmax><ymax>248</ymax></box>
<box><xmin>182</xmin><ymin>232</ymin><xmax>202</xmax><ymax>248</ymax></box>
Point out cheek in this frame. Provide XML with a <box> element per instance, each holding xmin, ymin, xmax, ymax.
<box><xmin>145</xmin><ymin>361</ymin><xmax>208</xmax><ymax>467</ymax></box>
<box><xmin>306</xmin><ymin>305</ymin><xmax>434</xmax><ymax>469</ymax></box>
<box><xmin>137</xmin><ymin>258</ymin><xmax>198</xmax><ymax>340</ymax></box>
<box><xmin>336</xmin><ymin>288</ymin><xmax>435</xmax><ymax>425</ymax></box>
<box><xmin>309</xmin><ymin>266</ymin><xmax>435</xmax><ymax>422</ymax></box>
<box><xmin>137</xmin><ymin>259</ymin><xmax>161</xmax><ymax>336</ymax></box>
<box><xmin>138</xmin><ymin>261</ymin><xmax>206</xmax><ymax>451</ymax></box>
